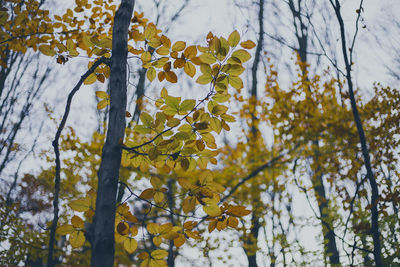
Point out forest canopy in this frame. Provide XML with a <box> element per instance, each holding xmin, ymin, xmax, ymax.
<box><xmin>0</xmin><ymin>0</ymin><xmax>399</xmax><ymax>266</ymax></box>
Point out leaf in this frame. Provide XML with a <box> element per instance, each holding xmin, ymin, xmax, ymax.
<box><xmin>165</xmin><ymin>96</ymin><xmax>180</xmax><ymax>110</ymax></box>
<box><xmin>228</xmin><ymin>30</ymin><xmax>240</xmax><ymax>47</ymax></box>
<box><xmin>179</xmin><ymin>99</ymin><xmax>196</xmax><ymax>112</ymax></box>
<box><xmin>240</xmin><ymin>40</ymin><xmax>256</xmax><ymax>49</ymax></box>
<box><xmin>57</xmin><ymin>224</ymin><xmax>74</xmax><ymax>235</ymax></box>
<box><xmin>117</xmin><ymin>221</ymin><xmax>129</xmax><ymax>235</ymax></box>
<box><xmin>96</xmin><ymin>91</ymin><xmax>109</xmax><ymax>99</ymax></box>
<box><xmin>84</xmin><ymin>73</ymin><xmax>97</xmax><ymax>85</ymax></box>
<box><xmin>69</xmin><ymin>199</ymin><xmax>91</xmax><ymax>212</ymax></box>
<box><xmin>196</xmin><ymin>74</ymin><xmax>213</xmax><ymax>85</ymax></box>
<box><xmin>183</xmin><ymin>196</ymin><xmax>196</xmax><ymax>213</ymax></box>
<box><xmin>184</xmin><ymin>45</ymin><xmax>197</xmax><ymax>59</ymax></box>
<box><xmin>156</xmin><ymin>46</ymin><xmax>170</xmax><ymax>55</ymax></box>
<box><xmin>154</xmin><ymin>191</ymin><xmax>164</xmax><ymax>203</ymax></box>
<box><xmin>231</xmin><ymin>49</ymin><xmax>251</xmax><ymax>63</ymax></box>
<box><xmin>184</xmin><ymin>61</ymin><xmax>196</xmax><ymax>77</ymax></box>
<box><xmin>151</xmin><ymin>250</ymin><xmax>168</xmax><ymax>259</ymax></box>
<box><xmin>141</xmin><ymin>51</ymin><xmax>152</xmax><ymax>62</ymax></box>
<box><xmin>39</xmin><ymin>45</ymin><xmax>56</xmax><ymax>56</ymax></box>
<box><xmin>211</xmin><ymin>105</ymin><xmax>228</xmax><ymax>115</ymax></box>
<box><xmin>210</xmin><ymin>117</ymin><xmax>222</xmax><ymax>134</ymax></box>
<box><xmin>144</xmin><ymin>24</ymin><xmax>157</xmax><ymax>40</ymax></box>
<box><xmin>147</xmin><ymin>223</ymin><xmax>159</xmax><ymax>235</ymax></box>
<box><xmin>172</xmin><ymin>41</ymin><xmax>186</xmax><ymax>52</ymax></box>
<box><xmin>97</xmin><ymin>99</ymin><xmax>109</xmax><ymax>110</ymax></box>
<box><xmin>69</xmin><ymin>230</ymin><xmax>85</xmax><ymax>248</ymax></box>
<box><xmin>124</xmin><ymin>238</ymin><xmax>138</xmax><ymax>254</ymax></box>
<box><xmin>140</xmin><ymin>188</ymin><xmax>155</xmax><ymax>199</ymax></box>
<box><xmin>174</xmin><ymin>235</ymin><xmax>185</xmax><ymax>247</ymax></box>
<box><xmin>226</xmin><ymin>64</ymin><xmax>245</xmax><ymax>76</ymax></box>
<box><xmin>228</xmin><ymin>216</ymin><xmax>239</xmax><ymax>228</ymax></box>
<box><xmin>71</xmin><ymin>215</ymin><xmax>84</xmax><ymax>229</ymax></box>
<box><xmin>229</xmin><ymin>76</ymin><xmax>243</xmax><ymax>89</ymax></box>
<box><xmin>199</xmin><ymin>53</ymin><xmax>216</xmax><ymax>64</ymax></box>
<box><xmin>147</xmin><ymin>67</ymin><xmax>156</xmax><ymax>82</ymax></box>
<box><xmin>203</xmin><ymin>203</ymin><xmax>221</xmax><ymax>217</ymax></box>
<box><xmin>165</xmin><ymin>71</ymin><xmax>177</xmax><ymax>83</ymax></box>
<box><xmin>140</xmin><ymin>112</ymin><xmax>153</xmax><ymax>127</ymax></box>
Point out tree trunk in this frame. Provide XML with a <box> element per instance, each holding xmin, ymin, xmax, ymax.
<box><xmin>288</xmin><ymin>1</ymin><xmax>341</xmax><ymax>264</ymax></box>
<box><xmin>330</xmin><ymin>1</ymin><xmax>382</xmax><ymax>265</ymax></box>
<box><xmin>90</xmin><ymin>1</ymin><xmax>134</xmax><ymax>266</ymax></box>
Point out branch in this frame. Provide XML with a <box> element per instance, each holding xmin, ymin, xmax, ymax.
<box><xmin>220</xmin><ymin>145</ymin><xmax>298</xmax><ymax>204</ymax></box>
<box><xmin>118</xmin><ymin>181</ymin><xmax>202</xmax><ymax>219</ymax></box>
<box><xmin>46</xmin><ymin>56</ymin><xmax>109</xmax><ymax>267</ymax></box>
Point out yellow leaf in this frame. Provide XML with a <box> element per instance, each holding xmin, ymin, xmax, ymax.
<box><xmin>174</xmin><ymin>235</ymin><xmax>185</xmax><ymax>247</ymax></box>
<box><xmin>69</xmin><ymin>230</ymin><xmax>85</xmax><ymax>248</ymax></box>
<box><xmin>71</xmin><ymin>215</ymin><xmax>84</xmax><ymax>229</ymax></box>
<box><xmin>147</xmin><ymin>67</ymin><xmax>156</xmax><ymax>82</ymax></box>
<box><xmin>140</xmin><ymin>112</ymin><xmax>153</xmax><ymax>127</ymax></box>
<box><xmin>165</xmin><ymin>71</ymin><xmax>177</xmax><ymax>83</ymax></box>
<box><xmin>228</xmin><ymin>216</ymin><xmax>239</xmax><ymax>228</ymax></box>
<box><xmin>123</xmin><ymin>238</ymin><xmax>138</xmax><ymax>254</ymax></box>
<box><xmin>147</xmin><ymin>223</ymin><xmax>159</xmax><ymax>235</ymax></box>
<box><xmin>156</xmin><ymin>46</ymin><xmax>170</xmax><ymax>56</ymax></box>
<box><xmin>203</xmin><ymin>203</ymin><xmax>221</xmax><ymax>217</ymax></box>
<box><xmin>130</xmin><ymin>225</ymin><xmax>139</xmax><ymax>236</ymax></box>
<box><xmin>84</xmin><ymin>73</ymin><xmax>97</xmax><ymax>85</ymax></box>
<box><xmin>69</xmin><ymin>199</ymin><xmax>91</xmax><ymax>212</ymax></box>
<box><xmin>154</xmin><ymin>191</ymin><xmax>164</xmax><ymax>203</ymax></box>
<box><xmin>184</xmin><ymin>45</ymin><xmax>197</xmax><ymax>59</ymax></box>
<box><xmin>144</xmin><ymin>24</ymin><xmax>157</xmax><ymax>40</ymax></box>
<box><xmin>96</xmin><ymin>91</ymin><xmax>109</xmax><ymax>99</ymax></box>
<box><xmin>117</xmin><ymin>221</ymin><xmax>129</xmax><ymax>235</ymax></box>
<box><xmin>179</xmin><ymin>99</ymin><xmax>196</xmax><ymax>112</ymax></box>
<box><xmin>98</xmin><ymin>38</ymin><xmax>112</xmax><ymax>49</ymax></box>
<box><xmin>196</xmin><ymin>74</ymin><xmax>213</xmax><ymax>85</ymax></box>
<box><xmin>140</xmin><ymin>188</ymin><xmax>155</xmax><ymax>200</ymax></box>
<box><xmin>230</xmin><ymin>49</ymin><xmax>251</xmax><ymax>63</ymax></box>
<box><xmin>141</xmin><ymin>51</ymin><xmax>152</xmax><ymax>62</ymax></box>
<box><xmin>153</xmin><ymin>236</ymin><xmax>162</xmax><ymax>247</ymax></box>
<box><xmin>160</xmin><ymin>35</ymin><xmax>171</xmax><ymax>48</ymax></box>
<box><xmin>199</xmin><ymin>53</ymin><xmax>216</xmax><ymax>64</ymax></box>
<box><xmin>57</xmin><ymin>224</ymin><xmax>74</xmax><ymax>235</ymax></box>
<box><xmin>208</xmin><ymin>220</ymin><xmax>217</xmax><ymax>233</ymax></box>
<box><xmin>183</xmin><ymin>196</ymin><xmax>196</xmax><ymax>213</ymax></box>
<box><xmin>184</xmin><ymin>61</ymin><xmax>196</xmax><ymax>78</ymax></box>
<box><xmin>151</xmin><ymin>249</ymin><xmax>168</xmax><ymax>259</ymax></box>
<box><xmin>97</xmin><ymin>99</ymin><xmax>109</xmax><ymax>110</ymax></box>
<box><xmin>228</xmin><ymin>30</ymin><xmax>240</xmax><ymax>47</ymax></box>
<box><xmin>240</xmin><ymin>40</ymin><xmax>256</xmax><ymax>49</ymax></box>
<box><xmin>138</xmin><ymin>252</ymin><xmax>149</xmax><ymax>260</ymax></box>
<box><xmin>172</xmin><ymin>41</ymin><xmax>186</xmax><ymax>52</ymax></box>
<box><xmin>39</xmin><ymin>45</ymin><xmax>56</xmax><ymax>56</ymax></box>
<box><xmin>229</xmin><ymin>76</ymin><xmax>243</xmax><ymax>89</ymax></box>
<box><xmin>211</xmin><ymin>105</ymin><xmax>228</xmax><ymax>115</ymax></box>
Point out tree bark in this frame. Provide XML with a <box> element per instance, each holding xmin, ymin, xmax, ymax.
<box><xmin>90</xmin><ymin>1</ymin><xmax>134</xmax><ymax>266</ymax></box>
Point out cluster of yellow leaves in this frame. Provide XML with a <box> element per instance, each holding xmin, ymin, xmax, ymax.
<box><xmin>57</xmin><ymin>190</ymin><xmax>96</xmax><ymax>248</ymax></box>
<box><xmin>33</xmin><ymin>2</ymin><xmax>257</xmax><ymax>258</ymax></box>
<box><xmin>115</xmin><ymin>203</ymin><xmax>139</xmax><ymax>254</ymax></box>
